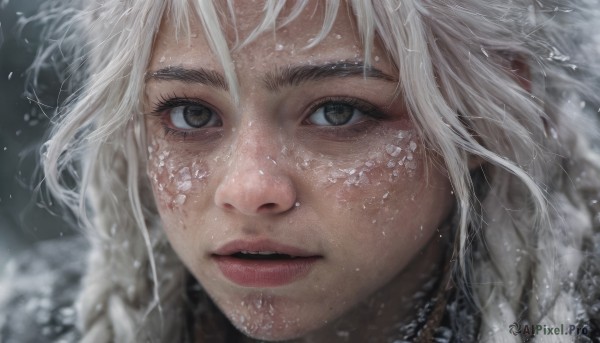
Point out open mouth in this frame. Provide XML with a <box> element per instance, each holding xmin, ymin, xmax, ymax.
<box><xmin>212</xmin><ymin>240</ymin><xmax>321</xmax><ymax>286</ymax></box>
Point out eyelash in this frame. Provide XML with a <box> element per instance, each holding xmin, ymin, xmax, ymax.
<box><xmin>304</xmin><ymin>96</ymin><xmax>387</xmax><ymax>122</ymax></box>
<box><xmin>151</xmin><ymin>94</ymin><xmax>217</xmax><ymax>139</ymax></box>
<box><xmin>149</xmin><ymin>94</ymin><xmax>389</xmax><ymax>139</ymax></box>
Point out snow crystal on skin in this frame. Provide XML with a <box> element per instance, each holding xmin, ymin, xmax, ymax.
<box><xmin>176</xmin><ymin>167</ymin><xmax>192</xmax><ymax>191</ymax></box>
<box><xmin>322</xmin><ymin>128</ymin><xmax>418</xmax><ymax>187</ymax></box>
<box><xmin>146</xmin><ymin>139</ymin><xmax>209</xmax><ymax>209</ymax></box>
<box><xmin>174</xmin><ymin>194</ymin><xmax>187</xmax><ymax>206</ymax></box>
<box><xmin>386</xmin><ymin>144</ymin><xmax>402</xmax><ymax>157</ymax></box>
<box><xmin>228</xmin><ymin>294</ymin><xmax>280</xmax><ymax>338</ymax></box>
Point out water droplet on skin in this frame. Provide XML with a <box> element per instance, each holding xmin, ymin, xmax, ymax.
<box><xmin>335</xmin><ymin>34</ymin><xmax>342</xmax><ymax>39</ymax></box>
<box><xmin>7</xmin><ymin>72</ymin><xmax>12</xmax><ymax>80</ymax></box>
<box><xmin>295</xmin><ymin>202</ymin><xmax>300</xmax><ymax>207</ymax></box>
<box><xmin>275</xmin><ymin>43</ymin><xmax>284</xmax><ymax>51</ymax></box>
<box><xmin>159</xmin><ymin>56</ymin><xmax>166</xmax><ymax>63</ymax></box>
<box><xmin>133</xmin><ymin>260</ymin><xmax>141</xmax><ymax>269</ymax></box>
<box><xmin>580</xmin><ymin>101</ymin><xmax>586</xmax><ymax>109</ymax></box>
<box><xmin>374</xmin><ymin>55</ymin><xmax>380</xmax><ymax>62</ymax></box>
<box><xmin>259</xmin><ymin>170</ymin><xmax>264</xmax><ymax>175</ymax></box>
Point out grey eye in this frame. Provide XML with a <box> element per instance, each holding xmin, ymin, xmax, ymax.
<box><xmin>307</xmin><ymin>103</ymin><xmax>364</xmax><ymax>126</ymax></box>
<box><xmin>170</xmin><ymin>105</ymin><xmax>220</xmax><ymax>129</ymax></box>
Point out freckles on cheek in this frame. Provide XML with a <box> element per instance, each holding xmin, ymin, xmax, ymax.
<box><xmin>146</xmin><ymin>139</ymin><xmax>211</xmax><ymax>211</ymax></box>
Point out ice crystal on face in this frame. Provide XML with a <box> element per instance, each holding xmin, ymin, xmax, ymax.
<box><xmin>340</xmin><ymin>167</ymin><xmax>356</xmax><ymax>175</ymax></box>
<box><xmin>191</xmin><ymin>161</ymin><xmax>208</xmax><ymax>180</ymax></box>
<box><xmin>409</xmin><ymin>141</ymin><xmax>417</xmax><ymax>152</ymax></box>
<box><xmin>174</xmin><ymin>194</ymin><xmax>186</xmax><ymax>206</ymax></box>
<box><xmin>396</xmin><ymin>130</ymin><xmax>409</xmax><ymax>139</ymax></box>
<box><xmin>386</xmin><ymin>144</ymin><xmax>402</xmax><ymax>157</ymax></box>
<box><xmin>176</xmin><ymin>167</ymin><xmax>192</xmax><ymax>191</ymax></box>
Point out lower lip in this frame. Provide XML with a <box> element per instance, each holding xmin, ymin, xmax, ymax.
<box><xmin>213</xmin><ymin>256</ymin><xmax>320</xmax><ymax>287</ymax></box>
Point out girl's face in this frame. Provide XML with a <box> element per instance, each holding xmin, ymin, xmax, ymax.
<box><xmin>144</xmin><ymin>2</ymin><xmax>453</xmax><ymax>341</ymax></box>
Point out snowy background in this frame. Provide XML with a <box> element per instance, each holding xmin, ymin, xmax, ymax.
<box><xmin>0</xmin><ymin>0</ymin><xmax>75</xmax><ymax>275</ymax></box>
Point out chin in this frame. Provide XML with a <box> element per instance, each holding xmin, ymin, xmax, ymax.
<box><xmin>227</xmin><ymin>313</ymin><xmax>307</xmax><ymax>342</ymax></box>
<box><xmin>218</xmin><ymin>294</ymin><xmax>324</xmax><ymax>342</ymax></box>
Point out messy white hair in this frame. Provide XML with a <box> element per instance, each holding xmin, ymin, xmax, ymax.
<box><xmin>33</xmin><ymin>0</ymin><xmax>600</xmax><ymax>341</ymax></box>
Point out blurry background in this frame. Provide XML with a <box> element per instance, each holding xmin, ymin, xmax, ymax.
<box><xmin>0</xmin><ymin>0</ymin><xmax>75</xmax><ymax>275</ymax></box>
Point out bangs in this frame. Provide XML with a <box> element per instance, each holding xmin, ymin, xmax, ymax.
<box><xmin>165</xmin><ymin>0</ymin><xmax>383</xmax><ymax>102</ymax></box>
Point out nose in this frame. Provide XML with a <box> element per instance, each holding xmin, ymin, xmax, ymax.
<box><xmin>214</xmin><ymin>132</ymin><xmax>297</xmax><ymax>216</ymax></box>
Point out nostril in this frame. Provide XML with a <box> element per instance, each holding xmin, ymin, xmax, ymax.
<box><xmin>257</xmin><ymin>203</ymin><xmax>278</xmax><ymax>212</ymax></box>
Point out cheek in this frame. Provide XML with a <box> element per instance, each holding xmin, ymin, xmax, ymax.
<box><xmin>302</xmin><ymin>127</ymin><xmax>451</xmax><ymax>249</ymax></box>
<box><xmin>146</xmin><ymin>138</ymin><xmax>211</xmax><ymax>213</ymax></box>
<box><xmin>310</xmin><ymin>128</ymin><xmax>421</xmax><ymax>208</ymax></box>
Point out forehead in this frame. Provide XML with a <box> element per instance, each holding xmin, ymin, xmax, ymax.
<box><xmin>150</xmin><ymin>1</ymin><xmax>382</xmax><ymax>72</ymax></box>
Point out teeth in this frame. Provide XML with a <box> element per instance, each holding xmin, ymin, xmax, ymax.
<box><xmin>240</xmin><ymin>250</ymin><xmax>279</xmax><ymax>255</ymax></box>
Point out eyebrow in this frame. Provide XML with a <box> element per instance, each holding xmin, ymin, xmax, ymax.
<box><xmin>263</xmin><ymin>62</ymin><xmax>397</xmax><ymax>91</ymax></box>
<box><xmin>146</xmin><ymin>66</ymin><xmax>229</xmax><ymax>91</ymax></box>
<box><xmin>145</xmin><ymin>61</ymin><xmax>397</xmax><ymax>92</ymax></box>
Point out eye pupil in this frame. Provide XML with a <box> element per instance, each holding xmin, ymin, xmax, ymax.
<box><xmin>184</xmin><ymin>106</ymin><xmax>212</xmax><ymax>128</ymax></box>
<box><xmin>323</xmin><ymin>103</ymin><xmax>354</xmax><ymax>125</ymax></box>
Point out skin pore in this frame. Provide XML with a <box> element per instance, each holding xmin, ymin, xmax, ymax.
<box><xmin>143</xmin><ymin>1</ymin><xmax>454</xmax><ymax>342</ymax></box>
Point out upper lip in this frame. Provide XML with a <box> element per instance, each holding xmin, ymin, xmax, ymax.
<box><xmin>213</xmin><ymin>239</ymin><xmax>319</xmax><ymax>257</ymax></box>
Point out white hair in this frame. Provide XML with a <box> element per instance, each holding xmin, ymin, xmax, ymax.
<box><xmin>31</xmin><ymin>0</ymin><xmax>600</xmax><ymax>341</ymax></box>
